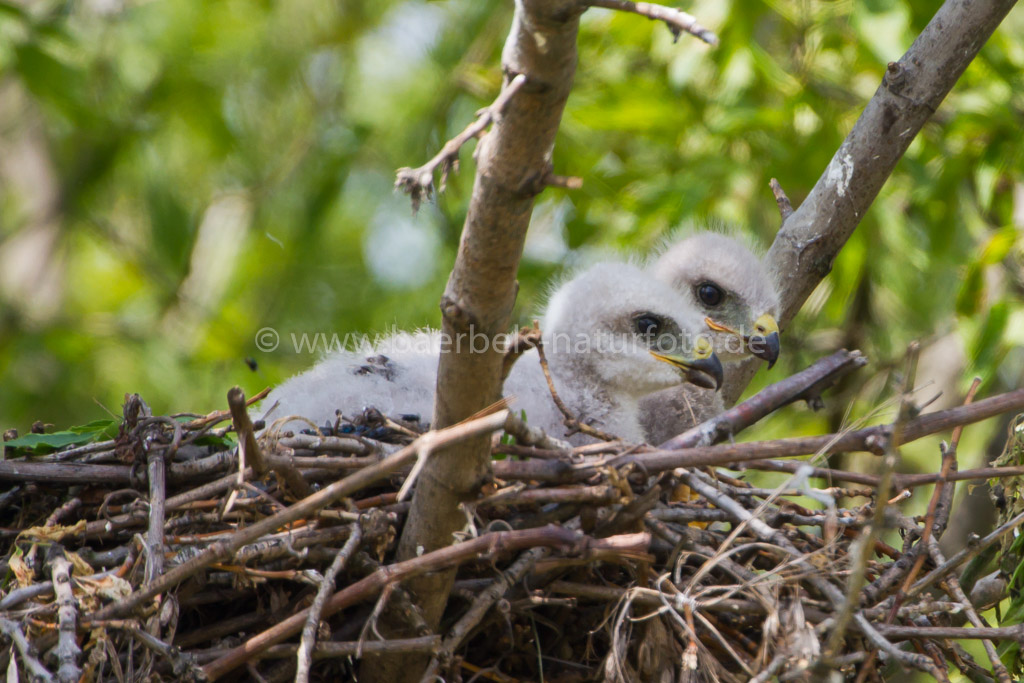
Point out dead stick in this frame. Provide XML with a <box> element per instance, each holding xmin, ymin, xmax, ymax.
<box><xmin>184</xmin><ymin>387</ymin><xmax>271</xmax><ymax>430</ymax></box>
<box><xmin>584</xmin><ymin>0</ymin><xmax>718</xmax><ymax>45</ymax></box>
<box><xmin>737</xmin><ymin>461</ymin><xmax>1024</xmax><ymax>489</ymax></box>
<box><xmin>897</xmin><ymin>379</ymin><xmax>981</xmax><ymax>599</ymax></box>
<box><xmin>658</xmin><ymin>349</ymin><xmax>867</xmax><ymax>449</ymax></box>
<box><xmin>395</xmin><ymin>74</ymin><xmax>528</xmax><ymax>208</ymax></box>
<box><xmin>492</xmin><ymin>386</ymin><xmax>1024</xmax><ymax>482</ymax></box>
<box><xmin>872</xmin><ymin>623</ymin><xmax>1024</xmax><ymax>643</ymax></box>
<box><xmin>295</xmin><ymin>523</ymin><xmax>363</xmax><ymax>683</ymax></box>
<box><xmin>224</xmin><ymin>636</ymin><xmax>442</xmax><ymax>660</ymax></box>
<box><xmin>823</xmin><ymin>342</ymin><xmax>919</xmax><ymax>665</ymax></box>
<box><xmin>926</xmin><ymin>538</ymin><xmax>1012</xmax><ymax>683</ymax></box>
<box><xmin>535</xmin><ymin>334</ymin><xmax>618</xmax><ymax>442</ymax></box>
<box><xmin>51</xmin><ymin>555</ymin><xmax>82</xmax><ymax>683</ymax></box>
<box><xmin>228</xmin><ymin>386</ymin><xmax>312</xmax><ymax>499</ymax></box>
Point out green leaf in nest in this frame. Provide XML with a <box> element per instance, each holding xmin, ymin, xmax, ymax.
<box><xmin>4</xmin><ymin>419</ymin><xmax>118</xmax><ymax>455</ymax></box>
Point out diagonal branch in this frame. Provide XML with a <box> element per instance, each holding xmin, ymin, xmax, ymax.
<box><xmin>723</xmin><ymin>0</ymin><xmax>1018</xmax><ymax>405</ymax></box>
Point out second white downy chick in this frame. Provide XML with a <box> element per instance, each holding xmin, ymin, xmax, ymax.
<box><xmin>640</xmin><ymin>231</ymin><xmax>781</xmax><ymax>445</ymax></box>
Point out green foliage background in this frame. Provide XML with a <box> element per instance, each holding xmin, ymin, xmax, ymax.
<box><xmin>1</xmin><ymin>0</ymin><xmax>1022</xmax><ymax>453</ymax></box>
<box><xmin>1</xmin><ymin>1</ymin><xmax>1023</xmax><ymax>674</ymax></box>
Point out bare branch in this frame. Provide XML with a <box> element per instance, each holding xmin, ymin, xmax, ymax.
<box><xmin>585</xmin><ymin>0</ymin><xmax>719</xmax><ymax>46</ymax></box>
<box><xmin>395</xmin><ymin>73</ymin><xmax>528</xmax><ymax>211</ymax></box>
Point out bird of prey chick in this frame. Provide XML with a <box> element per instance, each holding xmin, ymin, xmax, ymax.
<box><xmin>260</xmin><ymin>262</ymin><xmax>723</xmax><ymax>446</ymax></box>
<box><xmin>639</xmin><ymin>231</ymin><xmax>781</xmax><ymax>445</ymax></box>
<box><xmin>504</xmin><ymin>261</ymin><xmax>723</xmax><ymax>444</ymax></box>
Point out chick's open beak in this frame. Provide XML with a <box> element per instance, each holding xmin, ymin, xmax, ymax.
<box><xmin>747</xmin><ymin>313</ymin><xmax>781</xmax><ymax>369</ymax></box>
<box><xmin>650</xmin><ymin>338</ymin><xmax>724</xmax><ymax>391</ymax></box>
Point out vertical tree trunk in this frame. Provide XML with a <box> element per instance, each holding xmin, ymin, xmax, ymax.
<box><xmin>361</xmin><ymin>2</ymin><xmax>584</xmax><ymax>681</ymax></box>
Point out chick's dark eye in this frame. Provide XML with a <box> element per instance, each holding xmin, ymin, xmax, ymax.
<box><xmin>697</xmin><ymin>282</ymin><xmax>724</xmax><ymax>307</ymax></box>
<box><xmin>634</xmin><ymin>314</ymin><xmax>661</xmax><ymax>336</ymax></box>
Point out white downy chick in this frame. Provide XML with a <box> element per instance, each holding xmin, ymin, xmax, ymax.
<box><xmin>640</xmin><ymin>231</ymin><xmax>782</xmax><ymax>445</ymax></box>
<box><xmin>504</xmin><ymin>262</ymin><xmax>723</xmax><ymax>444</ymax></box>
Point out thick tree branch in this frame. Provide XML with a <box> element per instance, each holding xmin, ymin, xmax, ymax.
<box><xmin>723</xmin><ymin>0</ymin><xmax>1018</xmax><ymax>405</ymax></box>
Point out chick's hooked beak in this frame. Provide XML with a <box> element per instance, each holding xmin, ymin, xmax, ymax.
<box><xmin>650</xmin><ymin>337</ymin><xmax>724</xmax><ymax>391</ymax></box>
<box><xmin>747</xmin><ymin>313</ymin><xmax>781</xmax><ymax>369</ymax></box>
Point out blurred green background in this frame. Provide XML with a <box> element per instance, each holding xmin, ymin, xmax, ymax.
<box><xmin>0</xmin><ymin>0</ymin><xmax>1021</xmax><ymax>458</ymax></box>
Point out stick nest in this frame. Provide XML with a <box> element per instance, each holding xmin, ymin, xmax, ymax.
<box><xmin>2</xmin><ymin>352</ymin><xmax>1024</xmax><ymax>682</ymax></box>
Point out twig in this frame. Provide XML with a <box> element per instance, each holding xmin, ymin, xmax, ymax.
<box><xmin>50</xmin><ymin>555</ymin><xmax>82</xmax><ymax>683</ymax></box>
<box><xmin>295</xmin><ymin>523</ymin><xmax>363</xmax><ymax>683</ymax></box>
<box><xmin>769</xmin><ymin>178</ymin><xmax>793</xmax><ymax>223</ymax></box>
<box><xmin>737</xmin><ymin>460</ymin><xmax>1024</xmax><ymax>489</ymax></box>
<box><xmin>897</xmin><ymin>378</ymin><xmax>980</xmax><ymax>597</ymax></box>
<box><xmin>194</xmin><ymin>636</ymin><xmax>443</xmax><ymax>662</ymax></box>
<box><xmin>142</xmin><ymin>424</ymin><xmax>170</xmax><ymax>588</ymax></box>
<box><xmin>659</xmin><ymin>349</ymin><xmax>867</xmax><ymax>449</ymax></box>
<box><xmin>0</xmin><ymin>617</ymin><xmax>53</xmax><ymax>681</ymax></box>
<box><xmin>276</xmin><ymin>433</ymin><xmax>376</xmax><ymax>456</ymax></box>
<box><xmin>823</xmin><ymin>342</ymin><xmax>918</xmax><ymax>668</ymax></box>
<box><xmin>501</xmin><ymin>323</ymin><xmax>542</xmax><ymax>380</ymax></box>
<box><xmin>585</xmin><ymin>0</ymin><xmax>718</xmax><ymax>45</ymax></box>
<box><xmin>34</xmin><ymin>439</ymin><xmax>117</xmax><ymax>462</ymax></box>
<box><xmin>229</xmin><ymin>386</ymin><xmax>312</xmax><ymax>499</ymax></box>
<box><xmin>86</xmin><ymin>410</ymin><xmax>510</xmax><ymax>622</ymax></box>
<box><xmin>0</xmin><ymin>460</ymin><xmax>134</xmax><ymax>485</ymax></box>
<box><xmin>395</xmin><ymin>73</ymin><xmax>528</xmax><ymax>211</ymax></box>
<box><xmin>680</xmin><ymin>472</ymin><xmax>937</xmax><ymax>675</ymax></box>
<box><xmin>421</xmin><ymin>545</ymin><xmax>553</xmax><ymax>681</ymax></box>
<box><xmin>123</xmin><ymin>625</ymin><xmax>200</xmax><ymax>679</ymax></box>
<box><xmin>926</xmin><ymin>538</ymin><xmax>1012</xmax><ymax>683</ymax></box>
<box><xmin>491</xmin><ymin>385</ymin><xmax>1024</xmax><ymax>485</ymax></box>
<box><xmin>871</xmin><ymin>623</ymin><xmax>1024</xmax><ymax>643</ymax></box>
<box><xmin>535</xmin><ymin>337</ymin><xmax>619</xmax><ymax>442</ymax></box>
<box><xmin>183</xmin><ymin>386</ymin><xmax>271</xmax><ymax>430</ymax></box>
<box><xmin>855</xmin><ymin>378</ymin><xmax>977</xmax><ymax>682</ymax></box>
<box><xmin>905</xmin><ymin>508</ymin><xmax>1024</xmax><ymax>601</ymax></box>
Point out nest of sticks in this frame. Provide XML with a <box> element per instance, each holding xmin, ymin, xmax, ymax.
<box><xmin>2</xmin><ymin>349</ymin><xmax>1024</xmax><ymax>682</ymax></box>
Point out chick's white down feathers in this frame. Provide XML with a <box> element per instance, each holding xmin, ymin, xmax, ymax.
<box><xmin>640</xmin><ymin>232</ymin><xmax>781</xmax><ymax>445</ymax></box>
<box><xmin>260</xmin><ymin>262</ymin><xmax>713</xmax><ymax>444</ymax></box>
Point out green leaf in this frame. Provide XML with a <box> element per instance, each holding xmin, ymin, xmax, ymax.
<box><xmin>4</xmin><ymin>419</ymin><xmax>118</xmax><ymax>454</ymax></box>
